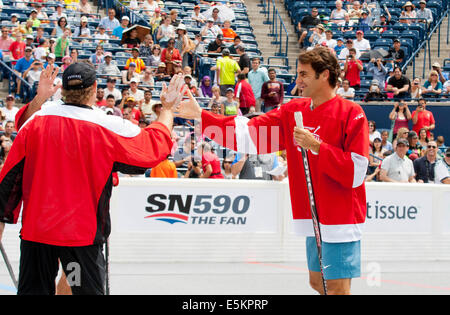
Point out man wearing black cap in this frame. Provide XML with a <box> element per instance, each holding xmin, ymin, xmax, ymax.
<box><xmin>207</xmin><ymin>34</ymin><xmax>225</xmax><ymax>53</ymax></box>
<box><xmin>0</xmin><ymin>64</ymin><xmax>188</xmax><ymax>295</ymax></box>
<box><xmin>386</xmin><ymin>39</ymin><xmax>405</xmax><ymax>68</ymax></box>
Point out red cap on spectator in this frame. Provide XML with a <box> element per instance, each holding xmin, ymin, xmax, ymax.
<box><xmin>356</xmin><ymin>30</ymin><xmax>364</xmax><ymax>35</ymax></box>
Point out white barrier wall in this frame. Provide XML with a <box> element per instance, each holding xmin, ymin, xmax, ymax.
<box><xmin>2</xmin><ymin>179</ymin><xmax>450</xmax><ymax>263</ymax></box>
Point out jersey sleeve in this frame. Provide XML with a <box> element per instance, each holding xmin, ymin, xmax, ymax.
<box><xmin>201</xmin><ymin>108</ymin><xmax>285</xmax><ymax>154</ymax></box>
<box><xmin>317</xmin><ymin>106</ymin><xmax>369</xmax><ymax>189</ymax></box>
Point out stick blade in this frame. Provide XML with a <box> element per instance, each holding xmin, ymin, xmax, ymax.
<box><xmin>294</xmin><ymin>111</ymin><xmax>304</xmax><ymax>129</ymax></box>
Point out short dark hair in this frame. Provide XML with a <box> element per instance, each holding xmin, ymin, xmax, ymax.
<box><xmin>298</xmin><ymin>47</ymin><xmax>340</xmax><ymax>88</ymax></box>
<box><xmin>268</xmin><ymin>68</ymin><xmax>276</xmax><ymax>74</ymax></box>
<box><xmin>106</xmin><ymin>95</ymin><xmax>115</xmax><ymax>100</ymax></box>
<box><xmin>237</xmin><ymin>73</ymin><xmax>246</xmax><ymax>80</ymax></box>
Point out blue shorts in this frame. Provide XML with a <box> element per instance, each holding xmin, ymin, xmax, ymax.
<box><xmin>306</xmin><ymin>237</ymin><xmax>361</xmax><ymax>280</ymax></box>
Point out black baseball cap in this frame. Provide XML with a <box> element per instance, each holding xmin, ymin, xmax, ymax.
<box><xmin>63</xmin><ymin>62</ymin><xmax>97</xmax><ymax>90</ymax></box>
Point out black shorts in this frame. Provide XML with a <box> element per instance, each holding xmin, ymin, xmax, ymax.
<box><xmin>17</xmin><ymin>239</ymin><xmax>105</xmax><ymax>295</ymax></box>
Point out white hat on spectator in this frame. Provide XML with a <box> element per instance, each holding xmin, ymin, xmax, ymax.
<box><xmin>432</xmin><ymin>62</ymin><xmax>441</xmax><ymax>68</ymax></box>
<box><xmin>122</xmin><ymin>16</ymin><xmax>130</xmax><ymax>21</ymax></box>
<box><xmin>47</xmin><ymin>53</ymin><xmax>56</xmax><ymax>59</ymax></box>
<box><xmin>130</xmin><ymin>77</ymin><xmax>140</xmax><ymax>83</ymax></box>
<box><xmin>81</xmin><ymin>16</ymin><xmax>88</xmax><ymax>23</ymax></box>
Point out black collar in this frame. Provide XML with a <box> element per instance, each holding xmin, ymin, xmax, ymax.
<box><xmin>63</xmin><ymin>103</ymin><xmax>93</xmax><ymax>110</ymax></box>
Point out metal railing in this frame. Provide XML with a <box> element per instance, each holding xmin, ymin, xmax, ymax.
<box><xmin>259</xmin><ymin>0</ymin><xmax>289</xmax><ymax>63</ymax></box>
<box><xmin>0</xmin><ymin>59</ymin><xmax>35</xmax><ymax>102</ymax></box>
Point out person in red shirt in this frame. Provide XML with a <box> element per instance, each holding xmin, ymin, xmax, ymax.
<box><xmin>343</xmin><ymin>48</ymin><xmax>363</xmax><ymax>89</ymax></box>
<box><xmin>9</xmin><ymin>31</ymin><xmax>26</xmax><ymax>64</ymax></box>
<box><xmin>95</xmin><ymin>88</ymin><xmax>107</xmax><ymax>107</ymax></box>
<box><xmin>235</xmin><ymin>73</ymin><xmax>256</xmax><ymax>115</ymax></box>
<box><xmin>199</xmin><ymin>142</ymin><xmax>224</xmax><ymax>178</ymax></box>
<box><xmin>411</xmin><ymin>98</ymin><xmax>435</xmax><ymax>138</ymax></box>
<box><xmin>261</xmin><ymin>68</ymin><xmax>284</xmax><ymax>112</ymax></box>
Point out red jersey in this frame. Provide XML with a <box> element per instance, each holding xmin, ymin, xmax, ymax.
<box><xmin>0</xmin><ymin>102</ymin><xmax>173</xmax><ymax>247</ymax></box>
<box><xmin>412</xmin><ymin>109</ymin><xmax>435</xmax><ymax>138</ymax></box>
<box><xmin>201</xmin><ymin>96</ymin><xmax>369</xmax><ymax>242</ymax></box>
<box><xmin>202</xmin><ymin>151</ymin><xmax>224</xmax><ymax>179</ymax></box>
<box><xmin>9</xmin><ymin>41</ymin><xmax>26</xmax><ymax>62</ymax></box>
<box><xmin>235</xmin><ymin>80</ymin><xmax>256</xmax><ymax>108</ymax></box>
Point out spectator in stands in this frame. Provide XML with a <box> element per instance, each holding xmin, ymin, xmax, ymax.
<box><xmin>157</xmin><ymin>16</ymin><xmax>176</xmax><ymax>48</ymax></box>
<box><xmin>380</xmin><ymin>130</ymin><xmax>393</xmax><ymax>152</ymax></box>
<box><xmin>123</xmin><ymin>28</ymin><xmax>141</xmax><ymax>48</ymax></box>
<box><xmin>147</xmin><ymin>44</ymin><xmax>162</xmax><ymax>67</ymax></box>
<box><xmin>198</xmin><ymin>142</ymin><xmax>224</xmax><ymax>179</ymax></box>
<box><xmin>102</xmin><ymin>95</ymin><xmax>122</xmax><ymax>117</ymax></box>
<box><xmin>330</xmin><ymin>0</ymin><xmax>347</xmax><ymax>26</ymax></box>
<box><xmin>78</xmin><ymin>0</ymin><xmax>92</xmax><ymax>14</ymax></box>
<box><xmin>89</xmin><ymin>45</ymin><xmax>104</xmax><ymax>68</ymax></box>
<box><xmin>412</xmin><ymin>98</ymin><xmax>435</xmax><ymax>138</ymax></box>
<box><xmin>97</xmin><ymin>52</ymin><xmax>121</xmax><ymax>78</ymax></box>
<box><xmin>61</xmin><ymin>56</ymin><xmax>73</xmax><ymax>72</ymax></box>
<box><xmin>44</xmin><ymin>53</ymin><xmax>56</xmax><ymax>69</ymax></box>
<box><xmin>199</xmin><ymin>76</ymin><xmax>213</xmax><ymax>98</ymax></box>
<box><xmin>28</xmin><ymin>9</ymin><xmax>41</xmax><ymax>28</ymax></box>
<box><xmin>112</xmin><ymin>16</ymin><xmax>130</xmax><ymax>40</ymax></box>
<box><xmin>322</xmin><ymin>30</ymin><xmax>337</xmax><ymax>50</ymax></box>
<box><xmin>54</xmin><ymin>28</ymin><xmax>71</xmax><ymax>62</ymax></box>
<box><xmin>51</xmin><ymin>17</ymin><xmax>69</xmax><ymax>38</ymax></box>
<box><xmin>140</xmin><ymin>90</ymin><xmax>156</xmax><ymax>117</ymax></box>
<box><xmin>358</xmin><ymin>10</ymin><xmax>371</xmax><ymax>33</ymax></box>
<box><xmin>169</xmin><ymin>9</ymin><xmax>180</xmax><ymax>28</ymax></box>
<box><xmin>340</xmin><ymin>13</ymin><xmax>355</xmax><ymax>34</ymax></box>
<box><xmin>400</xmin><ymin>1</ymin><xmax>416</xmax><ymax>24</ymax></box>
<box><xmin>380</xmin><ymin>138</ymin><xmax>416</xmax><ymax>183</ymax></box>
<box><xmin>387</xmin><ymin>39</ymin><xmax>405</xmax><ymax>68</ymax></box>
<box><xmin>430</xmin><ymin>62</ymin><xmax>447</xmax><ymax>84</ymax></box>
<box><xmin>333</xmin><ymin>38</ymin><xmax>345</xmax><ymax>56</ymax></box>
<box><xmin>201</xmin><ymin>18</ymin><xmax>223</xmax><ymax>43</ymax></box>
<box><xmin>393</xmin><ymin>127</ymin><xmax>410</xmax><ymax>150</ymax></box>
<box><xmin>128</xmin><ymin>77</ymin><xmax>145</xmax><ymax>103</ymax></box>
<box><xmin>418</xmin><ymin>128</ymin><xmax>429</xmax><ymax>150</ymax></box>
<box><xmin>9</xmin><ymin>13</ymin><xmax>19</xmax><ymax>28</ymax></box>
<box><xmin>126</xmin><ymin>47</ymin><xmax>146</xmax><ymax>73</ymax></box>
<box><xmin>368</xmin><ymin>120</ymin><xmax>381</xmax><ymax>145</ymax></box>
<box><xmin>122</xmin><ymin>62</ymin><xmax>138</xmax><ymax>85</ymax></box>
<box><xmin>344</xmin><ymin>48</ymin><xmax>363</xmax><ymax>90</ymax></box>
<box><xmin>212</xmin><ymin>7</ymin><xmax>225</xmax><ymax>26</ymax></box>
<box><xmin>235</xmin><ymin>73</ymin><xmax>256</xmax><ymax>115</ymax></box>
<box><xmin>142</xmin><ymin>0</ymin><xmax>159</xmax><ymax>17</ymax></box>
<box><xmin>149</xmin><ymin>8</ymin><xmax>162</xmax><ymax>34</ymax></box>
<box><xmin>50</xmin><ymin>4</ymin><xmax>67</xmax><ymax>24</ymax></box>
<box><xmin>0</xmin><ymin>138</ymin><xmax>12</xmax><ymax>161</ymax></box>
<box><xmin>1</xmin><ymin>121</ymin><xmax>16</xmax><ymax>142</ymax></box>
<box><xmin>161</xmin><ymin>39</ymin><xmax>182</xmax><ymax>76</ymax></box>
<box><xmin>94</xmin><ymin>25</ymin><xmax>110</xmax><ymax>44</ymax></box>
<box><xmin>422</xmin><ymin>70</ymin><xmax>443</xmax><ymax>98</ymax></box>
<box><xmin>222</xmin><ymin>20</ymin><xmax>237</xmax><ymax>43</ymax></box>
<box><xmin>389</xmin><ymin>100</ymin><xmax>412</xmax><ymax>139</ymax></box>
<box><xmin>95</xmin><ymin>88</ymin><xmax>107</xmax><ymax>108</ymax></box>
<box><xmin>228</xmin><ymin>36</ymin><xmax>242</xmax><ymax>55</ymax></box>
<box><xmin>444</xmin><ymin>80</ymin><xmax>450</xmax><ymax>96</ymax></box>
<box><xmin>9</xmin><ymin>30</ymin><xmax>25</xmax><ymax>63</ymax></box>
<box><xmin>154</xmin><ymin>62</ymin><xmax>171</xmax><ymax>82</ymax></box>
<box><xmin>261</xmin><ymin>68</ymin><xmax>284</xmax><ymax>112</ymax></box>
<box><xmin>416</xmin><ymin>0</ymin><xmax>433</xmax><ymax>26</ymax></box>
<box><xmin>183</xmin><ymin>66</ymin><xmax>197</xmax><ymax>87</ymax></box>
<box><xmin>410</xmin><ymin>77</ymin><xmax>423</xmax><ymax>99</ymax></box>
<box><xmin>139</xmin><ymin>68</ymin><xmax>155</xmax><ymax>87</ymax></box>
<box><xmin>100</xmin><ymin>8</ymin><xmax>121</xmax><ymax>32</ymax></box>
<box><xmin>33</xmin><ymin>27</ymin><xmax>45</xmax><ymax>48</ymax></box>
<box><xmin>73</xmin><ymin>16</ymin><xmax>91</xmax><ymax>42</ymax></box>
<box><xmin>1</xmin><ymin>95</ymin><xmax>19</xmax><ymax>122</ymax></box>
<box><xmin>353</xmin><ymin>30</ymin><xmax>370</xmax><ymax>52</ymax></box>
<box><xmin>208</xmin><ymin>86</ymin><xmax>225</xmax><ymax>109</ymax></box>
<box><xmin>221</xmin><ymin>155</ymin><xmax>235</xmax><ymax>179</ymax></box>
<box><xmin>368</xmin><ymin>137</ymin><xmax>385</xmax><ymax>174</ymax></box>
<box><xmin>139</xmin><ymin>34</ymin><xmax>154</xmax><ymax>63</ymax></box>
<box><xmin>220</xmin><ymin>87</ymin><xmax>239</xmax><ymax>116</ymax></box>
<box><xmin>248</xmin><ymin>57</ymin><xmax>269</xmax><ymax>111</ymax></box>
<box><xmin>33</xmin><ymin>38</ymin><xmax>49</xmax><ymax>62</ymax></box>
<box><xmin>104</xmin><ymin>78</ymin><xmax>122</xmax><ymax>103</ymax></box>
<box><xmin>386</xmin><ymin>67</ymin><xmax>411</xmax><ymax>100</ymax></box>
<box><xmin>375</xmin><ymin>12</ymin><xmax>392</xmax><ymax>34</ymax></box>
<box><xmin>297</xmin><ymin>7</ymin><xmax>321</xmax><ymax>48</ymax></box>
<box><xmin>366</xmin><ymin>58</ymin><xmax>388</xmax><ymax>91</ymax></box>
<box><xmin>308</xmin><ymin>24</ymin><xmax>326</xmax><ymax>48</ymax></box>
<box><xmin>364</xmin><ymin>80</ymin><xmax>386</xmax><ymax>102</ymax></box>
<box><xmin>184</xmin><ymin>75</ymin><xmax>200</xmax><ymax>97</ymax></box>
<box><xmin>122</xmin><ymin>106</ymin><xmax>139</xmax><ymax>125</ymax></box>
<box><xmin>413</xmin><ymin>140</ymin><xmax>447</xmax><ymax>183</ymax></box>
<box><xmin>207</xmin><ymin>34</ymin><xmax>225</xmax><ymax>53</ymax></box>
<box><xmin>0</xmin><ymin>27</ymin><xmax>13</xmax><ymax>52</ymax></box>
<box><xmin>338</xmin><ymin>39</ymin><xmax>360</xmax><ymax>60</ymax></box>
<box><xmin>13</xmin><ymin>46</ymin><xmax>34</xmax><ymax>96</ymax></box>
<box><xmin>193</xmin><ymin>33</ymin><xmax>207</xmax><ymax>55</ymax></box>
<box><xmin>347</xmin><ymin>1</ymin><xmax>363</xmax><ymax>22</ymax></box>
<box><xmin>407</xmin><ymin>130</ymin><xmax>424</xmax><ymax>159</ymax></box>
<box><xmin>214</xmin><ymin>48</ymin><xmax>240</xmax><ymax>95</ymax></box>
<box><xmin>174</xmin><ymin>24</ymin><xmax>191</xmax><ymax>68</ymax></box>
<box><xmin>191</xmin><ymin>5</ymin><xmax>206</xmax><ymax>27</ymax></box>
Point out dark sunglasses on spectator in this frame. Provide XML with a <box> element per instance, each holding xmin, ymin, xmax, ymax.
<box><xmin>223</xmin><ymin>161</ymin><xmax>232</xmax><ymax>164</ymax></box>
<box><xmin>428</xmin><ymin>145</ymin><xmax>437</xmax><ymax>149</ymax></box>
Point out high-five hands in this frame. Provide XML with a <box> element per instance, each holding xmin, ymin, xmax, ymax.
<box><xmin>160</xmin><ymin>74</ymin><xmax>188</xmax><ymax>111</ymax></box>
<box><xmin>173</xmin><ymin>89</ymin><xmax>203</xmax><ymax>120</ymax></box>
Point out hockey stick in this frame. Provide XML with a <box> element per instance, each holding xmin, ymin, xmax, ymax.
<box><xmin>294</xmin><ymin>112</ymin><xmax>328</xmax><ymax>295</ymax></box>
<box><xmin>0</xmin><ymin>242</ymin><xmax>18</xmax><ymax>290</ymax></box>
<box><xmin>105</xmin><ymin>238</ymin><xmax>110</xmax><ymax>295</ymax></box>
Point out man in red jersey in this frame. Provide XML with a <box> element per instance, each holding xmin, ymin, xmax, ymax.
<box><xmin>0</xmin><ymin>64</ymin><xmax>187</xmax><ymax>295</ymax></box>
<box><xmin>175</xmin><ymin>47</ymin><xmax>369</xmax><ymax>295</ymax></box>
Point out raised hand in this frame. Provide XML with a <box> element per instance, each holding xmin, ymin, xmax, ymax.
<box><xmin>160</xmin><ymin>73</ymin><xmax>187</xmax><ymax>110</ymax></box>
<box><xmin>36</xmin><ymin>64</ymin><xmax>62</xmax><ymax>102</ymax></box>
<box><xmin>174</xmin><ymin>88</ymin><xmax>203</xmax><ymax>120</ymax></box>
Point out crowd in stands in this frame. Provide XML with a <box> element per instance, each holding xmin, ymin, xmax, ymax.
<box><xmin>0</xmin><ymin>0</ymin><xmax>447</xmax><ymax>183</ymax></box>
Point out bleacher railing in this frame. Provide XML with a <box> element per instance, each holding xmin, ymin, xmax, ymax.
<box><xmin>259</xmin><ymin>0</ymin><xmax>289</xmax><ymax>63</ymax></box>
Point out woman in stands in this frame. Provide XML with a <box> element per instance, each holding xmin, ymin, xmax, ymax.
<box><xmin>389</xmin><ymin>100</ymin><xmax>412</xmax><ymax>140</ymax></box>
<box><xmin>368</xmin><ymin>137</ymin><xmax>385</xmax><ymax>175</ymax></box>
<box><xmin>392</xmin><ymin>127</ymin><xmax>410</xmax><ymax>150</ymax></box>
<box><xmin>175</xmin><ymin>24</ymin><xmax>190</xmax><ymax>68</ymax></box>
<box><xmin>160</xmin><ymin>38</ymin><xmax>182</xmax><ymax>77</ymax></box>
<box><xmin>148</xmin><ymin>44</ymin><xmax>162</xmax><ymax>67</ymax></box>
<box><xmin>198</xmin><ymin>142</ymin><xmax>224</xmax><ymax>179</ymax></box>
<box><xmin>52</xmin><ymin>17</ymin><xmax>69</xmax><ymax>38</ymax></box>
<box><xmin>122</xmin><ymin>62</ymin><xmax>139</xmax><ymax>85</ymax></box>
<box><xmin>73</xmin><ymin>16</ymin><xmax>91</xmax><ymax>42</ymax></box>
<box><xmin>368</xmin><ymin>120</ymin><xmax>381</xmax><ymax>146</ymax></box>
<box><xmin>156</xmin><ymin>16</ymin><xmax>175</xmax><ymax>48</ymax></box>
<box><xmin>123</xmin><ymin>28</ymin><xmax>141</xmax><ymax>49</ymax></box>
<box><xmin>200</xmin><ymin>76</ymin><xmax>213</xmax><ymax>98</ymax></box>
<box><xmin>418</xmin><ymin>128</ymin><xmax>429</xmax><ymax>151</ymax></box>
<box><xmin>400</xmin><ymin>2</ymin><xmax>417</xmax><ymax>25</ymax></box>
<box><xmin>410</xmin><ymin>77</ymin><xmax>423</xmax><ymax>99</ymax></box>
<box><xmin>407</xmin><ymin>130</ymin><xmax>424</xmax><ymax>159</ymax></box>
<box><xmin>70</xmin><ymin>49</ymin><xmax>79</xmax><ymax>63</ymax></box>
<box><xmin>422</xmin><ymin>70</ymin><xmax>443</xmax><ymax>98</ymax></box>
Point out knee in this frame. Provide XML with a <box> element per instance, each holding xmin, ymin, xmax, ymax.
<box><xmin>309</xmin><ymin>278</ymin><xmax>325</xmax><ymax>295</ymax></box>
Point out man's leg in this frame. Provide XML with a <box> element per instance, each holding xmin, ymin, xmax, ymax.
<box><xmin>17</xmin><ymin>240</ymin><xmax>60</xmax><ymax>295</ymax></box>
<box><xmin>306</xmin><ymin>237</ymin><xmax>360</xmax><ymax>295</ymax></box>
<box><xmin>59</xmin><ymin>244</ymin><xmax>106</xmax><ymax>295</ymax></box>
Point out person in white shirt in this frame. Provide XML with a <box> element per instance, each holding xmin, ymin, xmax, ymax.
<box><xmin>336</xmin><ymin>79</ymin><xmax>355</xmax><ymax>99</ymax></box>
<box><xmin>380</xmin><ymin>139</ymin><xmax>416</xmax><ymax>183</ymax></box>
<box><xmin>1</xmin><ymin>95</ymin><xmax>19</xmax><ymax>122</ymax></box>
<box><xmin>50</xmin><ymin>4</ymin><xmax>67</xmax><ymax>25</ymax></box>
<box><xmin>353</xmin><ymin>30</ymin><xmax>371</xmax><ymax>52</ymax></box>
<box><xmin>338</xmin><ymin>39</ymin><xmax>361</xmax><ymax>60</ymax></box>
<box><xmin>78</xmin><ymin>0</ymin><xmax>93</xmax><ymax>14</ymax></box>
<box><xmin>94</xmin><ymin>25</ymin><xmax>110</xmax><ymax>43</ymax></box>
<box><xmin>200</xmin><ymin>18</ymin><xmax>223</xmax><ymax>43</ymax></box>
<box><xmin>330</xmin><ymin>0</ymin><xmax>347</xmax><ymax>26</ymax></box>
<box><xmin>103</xmin><ymin>78</ymin><xmax>122</xmax><ymax>102</ymax></box>
<box><xmin>142</xmin><ymin>0</ymin><xmax>159</xmax><ymax>16</ymax></box>
<box><xmin>128</xmin><ymin>77</ymin><xmax>145</xmax><ymax>102</ymax></box>
<box><xmin>191</xmin><ymin>5</ymin><xmax>206</xmax><ymax>26</ymax></box>
<box><xmin>322</xmin><ymin>29</ymin><xmax>337</xmax><ymax>49</ymax></box>
<box><xmin>23</xmin><ymin>60</ymin><xmax>43</xmax><ymax>85</ymax></box>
